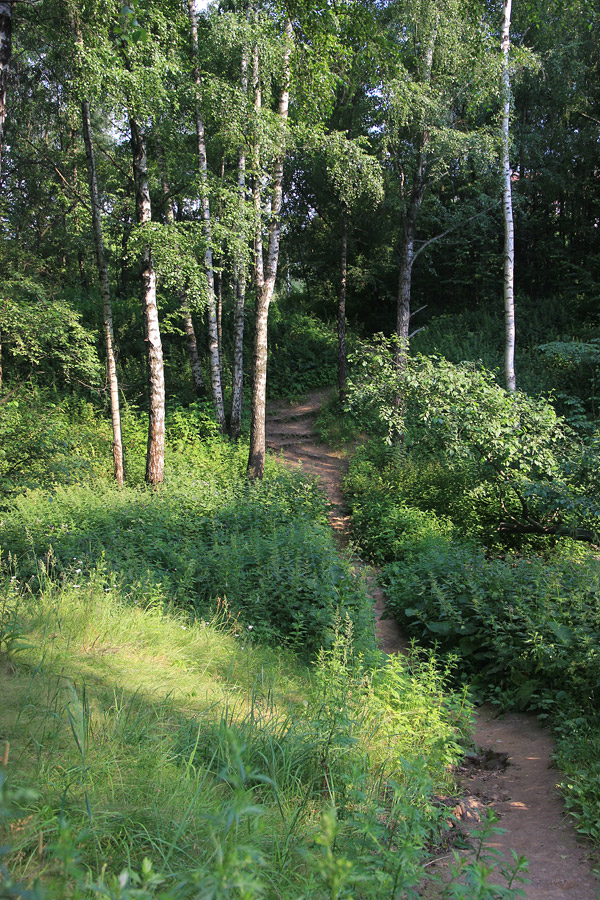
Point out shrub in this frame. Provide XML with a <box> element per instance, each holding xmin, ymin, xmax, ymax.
<box><xmin>1</xmin><ymin>462</ymin><xmax>374</xmax><ymax>659</ymax></box>
<box><xmin>382</xmin><ymin>539</ymin><xmax>600</xmax><ymax>714</ymax></box>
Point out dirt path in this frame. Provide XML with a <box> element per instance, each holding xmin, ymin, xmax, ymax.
<box><xmin>267</xmin><ymin>389</ymin><xmax>599</xmax><ymax>900</ymax></box>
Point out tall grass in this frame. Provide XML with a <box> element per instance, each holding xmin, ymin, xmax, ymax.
<box><xmin>0</xmin><ymin>574</ymin><xmax>490</xmax><ymax>899</ymax></box>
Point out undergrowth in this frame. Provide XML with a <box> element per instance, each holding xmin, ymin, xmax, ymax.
<box><xmin>0</xmin><ymin>573</ymin><xmax>526</xmax><ymax>899</ymax></box>
<box><xmin>343</xmin><ymin>364</ymin><xmax>600</xmax><ymax>851</ymax></box>
<box><xmin>0</xmin><ymin>441</ymin><xmax>373</xmax><ymax>660</ymax></box>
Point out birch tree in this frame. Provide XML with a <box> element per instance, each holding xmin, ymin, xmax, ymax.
<box><xmin>383</xmin><ymin>0</ymin><xmax>497</xmax><ymax>368</ymax></box>
<box><xmin>81</xmin><ymin>99</ymin><xmax>125</xmax><ymax>485</ymax></box>
<box><xmin>247</xmin><ymin>17</ymin><xmax>293</xmax><ymax>480</ymax></box>
<box><xmin>0</xmin><ymin>0</ymin><xmax>12</xmax><ymax>177</ymax></box>
<box><xmin>130</xmin><ymin>116</ymin><xmax>165</xmax><ymax>485</ymax></box>
<box><xmin>501</xmin><ymin>0</ymin><xmax>516</xmax><ymax>392</ymax></box>
<box><xmin>156</xmin><ymin>137</ymin><xmax>207</xmax><ymax>399</ymax></box>
<box><xmin>188</xmin><ymin>0</ymin><xmax>226</xmax><ymax>432</ymax></box>
<box><xmin>229</xmin><ymin>41</ymin><xmax>249</xmax><ymax>441</ymax></box>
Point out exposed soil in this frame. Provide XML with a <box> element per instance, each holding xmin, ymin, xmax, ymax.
<box><xmin>266</xmin><ymin>389</ymin><xmax>600</xmax><ymax>900</ymax></box>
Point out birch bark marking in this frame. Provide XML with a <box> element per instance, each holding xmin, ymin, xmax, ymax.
<box><xmin>0</xmin><ymin>0</ymin><xmax>12</xmax><ymax>384</ymax></box>
<box><xmin>251</xmin><ymin>41</ymin><xmax>264</xmax><ymax>294</ymax></box>
<box><xmin>248</xmin><ymin>19</ymin><xmax>292</xmax><ymax>480</ymax></box>
<box><xmin>0</xmin><ymin>0</ymin><xmax>13</xmax><ymax>177</ymax></box>
<box><xmin>130</xmin><ymin>117</ymin><xmax>165</xmax><ymax>486</ymax></box>
<box><xmin>396</xmin><ymin>145</ymin><xmax>427</xmax><ymax>367</ymax></box>
<box><xmin>81</xmin><ymin>100</ymin><xmax>125</xmax><ymax>485</ymax></box>
<box><xmin>230</xmin><ymin>46</ymin><xmax>249</xmax><ymax>441</ymax></box>
<box><xmin>188</xmin><ymin>0</ymin><xmax>226</xmax><ymax>431</ymax></box>
<box><xmin>501</xmin><ymin>0</ymin><xmax>516</xmax><ymax>392</ymax></box>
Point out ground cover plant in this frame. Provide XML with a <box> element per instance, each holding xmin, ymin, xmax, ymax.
<box><xmin>0</xmin><ymin>397</ymin><xmax>532</xmax><ymax>898</ymax></box>
<box><xmin>0</xmin><ymin>581</ymin><xmax>526</xmax><ymax>898</ymax></box>
<box><xmin>1</xmin><ymin>470</ymin><xmax>372</xmax><ymax>662</ymax></box>
<box><xmin>342</xmin><ymin>338</ymin><xmax>600</xmax><ymax>851</ymax></box>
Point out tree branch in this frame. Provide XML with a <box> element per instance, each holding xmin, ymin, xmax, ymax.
<box><xmin>413</xmin><ymin>202</ymin><xmax>500</xmax><ymax>264</ymax></box>
<box><xmin>20</xmin><ymin>135</ymin><xmax>93</xmax><ymax>214</ymax></box>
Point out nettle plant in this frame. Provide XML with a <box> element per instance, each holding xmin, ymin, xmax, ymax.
<box><xmin>346</xmin><ymin>338</ymin><xmax>600</xmax><ymax>544</ymax></box>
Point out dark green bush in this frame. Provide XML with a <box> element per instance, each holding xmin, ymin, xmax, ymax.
<box><xmin>2</xmin><ymin>460</ymin><xmax>374</xmax><ymax>659</ymax></box>
<box><xmin>382</xmin><ymin>539</ymin><xmax>600</xmax><ymax>713</ymax></box>
<box><xmin>267</xmin><ymin>307</ymin><xmax>337</xmax><ymax>398</ymax></box>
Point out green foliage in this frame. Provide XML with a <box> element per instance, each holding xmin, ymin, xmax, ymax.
<box><xmin>313</xmin><ymin>396</ymin><xmax>361</xmax><ymax>448</ymax></box>
<box><xmin>0</xmin><ymin>391</ymin><xmax>114</xmax><ymax>496</ymax></box>
<box><xmin>345</xmin><ymin>443</ymin><xmax>454</xmax><ymax>564</ymax></box>
<box><xmin>1</xmin><ymin>446</ymin><xmax>372</xmax><ymax>659</ymax></box>
<box><xmin>346</xmin><ymin>340</ymin><xmax>600</xmax><ymax>545</ymax></box>
<box><xmin>0</xmin><ymin>580</ymin><xmax>528</xmax><ymax>899</ymax></box>
<box><xmin>554</xmin><ymin>719</ymin><xmax>600</xmax><ymax>847</ymax></box>
<box><xmin>0</xmin><ymin>287</ymin><xmax>101</xmax><ymax>388</ymax></box>
<box><xmin>267</xmin><ymin>306</ymin><xmax>337</xmax><ymax>399</ymax></box>
<box><xmin>382</xmin><ymin>540</ymin><xmax>600</xmax><ymax>713</ymax></box>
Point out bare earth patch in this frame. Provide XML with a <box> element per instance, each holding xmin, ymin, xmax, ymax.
<box><xmin>266</xmin><ymin>389</ymin><xmax>600</xmax><ymax>900</ymax></box>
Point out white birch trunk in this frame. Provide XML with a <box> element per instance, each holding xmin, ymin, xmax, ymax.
<box><xmin>130</xmin><ymin>116</ymin><xmax>165</xmax><ymax>486</ymax></box>
<box><xmin>0</xmin><ymin>0</ymin><xmax>13</xmax><ymax>178</ymax></box>
<box><xmin>248</xmin><ymin>20</ymin><xmax>292</xmax><ymax>479</ymax></box>
<box><xmin>230</xmin><ymin>47</ymin><xmax>249</xmax><ymax>441</ymax></box>
<box><xmin>188</xmin><ymin>0</ymin><xmax>226</xmax><ymax>431</ymax></box>
<box><xmin>502</xmin><ymin>0</ymin><xmax>516</xmax><ymax>392</ymax></box>
<box><xmin>251</xmin><ymin>42</ymin><xmax>264</xmax><ymax>295</ymax></box>
<box><xmin>81</xmin><ymin>100</ymin><xmax>125</xmax><ymax>486</ymax></box>
<box><xmin>338</xmin><ymin>204</ymin><xmax>348</xmax><ymax>403</ymax></box>
<box><xmin>395</xmin><ymin>20</ymin><xmax>436</xmax><ymax>370</ymax></box>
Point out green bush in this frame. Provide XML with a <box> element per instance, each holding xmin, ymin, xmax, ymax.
<box><xmin>0</xmin><ymin>390</ymin><xmax>114</xmax><ymax>495</ymax></box>
<box><xmin>2</xmin><ymin>460</ymin><xmax>374</xmax><ymax>659</ymax></box>
<box><xmin>382</xmin><ymin>539</ymin><xmax>600</xmax><ymax>713</ymax></box>
<box><xmin>267</xmin><ymin>307</ymin><xmax>337</xmax><ymax>398</ymax></box>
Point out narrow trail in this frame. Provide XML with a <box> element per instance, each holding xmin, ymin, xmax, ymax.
<box><xmin>266</xmin><ymin>389</ymin><xmax>599</xmax><ymax>900</ymax></box>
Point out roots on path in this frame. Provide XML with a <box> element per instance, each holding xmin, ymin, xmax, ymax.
<box><xmin>266</xmin><ymin>389</ymin><xmax>599</xmax><ymax>900</ymax></box>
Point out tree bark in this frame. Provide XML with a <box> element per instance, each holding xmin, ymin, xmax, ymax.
<box><xmin>188</xmin><ymin>0</ymin><xmax>226</xmax><ymax>431</ymax></box>
<box><xmin>395</xmin><ymin>154</ymin><xmax>426</xmax><ymax>365</ymax></box>
<box><xmin>248</xmin><ymin>19</ymin><xmax>292</xmax><ymax>480</ymax></box>
<box><xmin>157</xmin><ymin>139</ymin><xmax>207</xmax><ymax>399</ymax></box>
<box><xmin>501</xmin><ymin>0</ymin><xmax>516</xmax><ymax>392</ymax></box>
<box><xmin>0</xmin><ymin>0</ymin><xmax>13</xmax><ymax>178</ymax></box>
<box><xmin>130</xmin><ymin>116</ymin><xmax>165</xmax><ymax>486</ymax></box>
<box><xmin>338</xmin><ymin>204</ymin><xmax>348</xmax><ymax>403</ymax></box>
<box><xmin>81</xmin><ymin>100</ymin><xmax>125</xmax><ymax>486</ymax></box>
<box><xmin>230</xmin><ymin>47</ymin><xmax>249</xmax><ymax>441</ymax></box>
<box><xmin>394</xmin><ymin>18</ymin><xmax>436</xmax><ymax>370</ymax></box>
<box><xmin>251</xmin><ymin>41</ymin><xmax>264</xmax><ymax>295</ymax></box>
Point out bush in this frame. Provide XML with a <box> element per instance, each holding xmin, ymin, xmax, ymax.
<box><xmin>267</xmin><ymin>307</ymin><xmax>337</xmax><ymax>398</ymax></box>
<box><xmin>382</xmin><ymin>539</ymin><xmax>600</xmax><ymax>714</ymax></box>
<box><xmin>1</xmin><ymin>460</ymin><xmax>374</xmax><ymax>659</ymax></box>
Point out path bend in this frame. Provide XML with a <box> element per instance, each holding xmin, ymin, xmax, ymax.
<box><xmin>266</xmin><ymin>388</ymin><xmax>599</xmax><ymax>900</ymax></box>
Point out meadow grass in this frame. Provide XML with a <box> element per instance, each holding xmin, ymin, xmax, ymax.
<box><xmin>0</xmin><ymin>569</ymin><xmax>480</xmax><ymax>898</ymax></box>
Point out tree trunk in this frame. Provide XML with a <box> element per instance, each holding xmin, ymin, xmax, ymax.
<box><xmin>230</xmin><ymin>47</ymin><xmax>249</xmax><ymax>442</ymax></box>
<box><xmin>0</xmin><ymin>0</ymin><xmax>13</xmax><ymax>178</ymax></box>
<box><xmin>394</xmin><ymin>18</ymin><xmax>436</xmax><ymax>371</ymax></box>
<box><xmin>157</xmin><ymin>139</ymin><xmax>207</xmax><ymax>399</ymax></box>
<box><xmin>81</xmin><ymin>100</ymin><xmax>125</xmax><ymax>486</ymax></box>
<box><xmin>248</xmin><ymin>19</ymin><xmax>292</xmax><ymax>480</ymax></box>
<box><xmin>396</xmin><ymin>147</ymin><xmax>427</xmax><ymax>368</ymax></box>
<box><xmin>188</xmin><ymin>0</ymin><xmax>226</xmax><ymax>431</ymax></box>
<box><xmin>251</xmin><ymin>42</ymin><xmax>264</xmax><ymax>295</ymax></box>
<box><xmin>501</xmin><ymin>0</ymin><xmax>516</xmax><ymax>392</ymax></box>
<box><xmin>130</xmin><ymin>116</ymin><xmax>165</xmax><ymax>486</ymax></box>
<box><xmin>338</xmin><ymin>204</ymin><xmax>348</xmax><ymax>403</ymax></box>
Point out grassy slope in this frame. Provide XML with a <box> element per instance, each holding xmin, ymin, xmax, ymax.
<box><xmin>0</xmin><ymin>414</ymin><xmax>489</xmax><ymax>898</ymax></box>
<box><xmin>1</xmin><ymin>574</ymin><xmax>478</xmax><ymax>898</ymax></box>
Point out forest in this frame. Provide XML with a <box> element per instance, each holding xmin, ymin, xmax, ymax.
<box><xmin>0</xmin><ymin>0</ymin><xmax>599</xmax><ymax>896</ymax></box>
